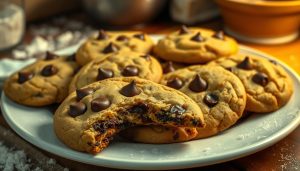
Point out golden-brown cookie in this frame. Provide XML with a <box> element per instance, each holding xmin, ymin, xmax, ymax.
<box><xmin>153</xmin><ymin>26</ymin><xmax>238</xmax><ymax>64</ymax></box>
<box><xmin>209</xmin><ymin>54</ymin><xmax>293</xmax><ymax>113</ymax></box>
<box><xmin>69</xmin><ymin>51</ymin><xmax>162</xmax><ymax>93</ymax></box>
<box><xmin>76</xmin><ymin>30</ymin><xmax>154</xmax><ymax>66</ymax></box>
<box><xmin>4</xmin><ymin>52</ymin><xmax>78</xmax><ymax>106</ymax></box>
<box><xmin>54</xmin><ymin>77</ymin><xmax>205</xmax><ymax>154</ymax></box>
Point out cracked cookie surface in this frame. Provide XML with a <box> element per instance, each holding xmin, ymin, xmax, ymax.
<box><xmin>4</xmin><ymin>53</ymin><xmax>78</xmax><ymax>106</ymax></box>
<box><xmin>54</xmin><ymin>77</ymin><xmax>205</xmax><ymax>153</ymax></box>
<box><xmin>69</xmin><ymin>51</ymin><xmax>162</xmax><ymax>93</ymax></box>
<box><xmin>153</xmin><ymin>26</ymin><xmax>238</xmax><ymax>64</ymax></box>
<box><xmin>159</xmin><ymin>65</ymin><xmax>247</xmax><ymax>139</ymax></box>
<box><xmin>209</xmin><ymin>54</ymin><xmax>293</xmax><ymax>113</ymax></box>
<box><xmin>75</xmin><ymin>30</ymin><xmax>154</xmax><ymax>66</ymax></box>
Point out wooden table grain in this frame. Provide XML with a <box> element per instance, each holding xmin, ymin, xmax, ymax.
<box><xmin>0</xmin><ymin>15</ymin><xmax>299</xmax><ymax>171</ymax></box>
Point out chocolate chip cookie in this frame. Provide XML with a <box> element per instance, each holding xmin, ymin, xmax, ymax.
<box><xmin>153</xmin><ymin>26</ymin><xmax>238</xmax><ymax>64</ymax></box>
<box><xmin>54</xmin><ymin>77</ymin><xmax>205</xmax><ymax>153</ymax></box>
<box><xmin>209</xmin><ymin>54</ymin><xmax>293</xmax><ymax>113</ymax></box>
<box><xmin>69</xmin><ymin>51</ymin><xmax>163</xmax><ymax>93</ymax></box>
<box><xmin>4</xmin><ymin>52</ymin><xmax>79</xmax><ymax>106</ymax></box>
<box><xmin>76</xmin><ymin>30</ymin><xmax>154</xmax><ymax>66</ymax></box>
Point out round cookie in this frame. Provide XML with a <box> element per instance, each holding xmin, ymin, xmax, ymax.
<box><xmin>69</xmin><ymin>51</ymin><xmax>163</xmax><ymax>93</ymax></box>
<box><xmin>209</xmin><ymin>54</ymin><xmax>293</xmax><ymax>113</ymax></box>
<box><xmin>121</xmin><ymin>126</ymin><xmax>198</xmax><ymax>144</ymax></box>
<box><xmin>4</xmin><ymin>52</ymin><xmax>79</xmax><ymax>106</ymax></box>
<box><xmin>153</xmin><ymin>26</ymin><xmax>238</xmax><ymax>64</ymax></box>
<box><xmin>54</xmin><ymin>77</ymin><xmax>205</xmax><ymax>153</ymax></box>
<box><xmin>161</xmin><ymin>65</ymin><xmax>246</xmax><ymax>139</ymax></box>
<box><xmin>76</xmin><ymin>30</ymin><xmax>154</xmax><ymax>66</ymax></box>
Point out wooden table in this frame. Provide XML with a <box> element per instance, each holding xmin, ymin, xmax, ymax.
<box><xmin>0</xmin><ymin>15</ymin><xmax>300</xmax><ymax>171</ymax></box>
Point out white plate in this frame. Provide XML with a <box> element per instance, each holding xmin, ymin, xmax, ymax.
<box><xmin>1</xmin><ymin>36</ymin><xmax>300</xmax><ymax>170</ymax></box>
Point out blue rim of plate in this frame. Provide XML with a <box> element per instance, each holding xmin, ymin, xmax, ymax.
<box><xmin>1</xmin><ymin>44</ymin><xmax>300</xmax><ymax>170</ymax></box>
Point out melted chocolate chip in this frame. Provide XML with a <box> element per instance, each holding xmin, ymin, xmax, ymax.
<box><xmin>122</xmin><ymin>65</ymin><xmax>139</xmax><ymax>76</ymax></box>
<box><xmin>167</xmin><ymin>77</ymin><xmax>184</xmax><ymax>89</ymax></box>
<box><xmin>204</xmin><ymin>93</ymin><xmax>219</xmax><ymax>107</ymax></box>
<box><xmin>69</xmin><ymin>102</ymin><xmax>87</xmax><ymax>117</ymax></box>
<box><xmin>97</xmin><ymin>29</ymin><xmax>108</xmax><ymax>40</ymax></box>
<box><xmin>93</xmin><ymin>119</ymin><xmax>121</xmax><ymax>134</ymax></box>
<box><xmin>102</xmin><ymin>42</ymin><xmax>118</xmax><ymax>54</ymax></box>
<box><xmin>127</xmin><ymin>103</ymin><xmax>149</xmax><ymax>115</ymax></box>
<box><xmin>170</xmin><ymin>105</ymin><xmax>186</xmax><ymax>115</ymax></box>
<box><xmin>179</xmin><ymin>25</ymin><xmax>190</xmax><ymax>35</ymax></box>
<box><xmin>133</xmin><ymin>33</ymin><xmax>145</xmax><ymax>41</ymax></box>
<box><xmin>76</xmin><ymin>87</ymin><xmax>94</xmax><ymax>101</ymax></box>
<box><xmin>91</xmin><ymin>96</ymin><xmax>111</xmax><ymax>112</ymax></box>
<box><xmin>188</xmin><ymin>74</ymin><xmax>207</xmax><ymax>92</ymax></box>
<box><xmin>41</xmin><ymin>65</ymin><xmax>58</xmax><ymax>76</ymax></box>
<box><xmin>191</xmin><ymin>32</ymin><xmax>204</xmax><ymax>42</ymax></box>
<box><xmin>252</xmin><ymin>72</ymin><xmax>269</xmax><ymax>86</ymax></box>
<box><xmin>212</xmin><ymin>31</ymin><xmax>225</xmax><ymax>40</ymax></box>
<box><xmin>18</xmin><ymin>71</ymin><xmax>34</xmax><ymax>84</ymax></box>
<box><xmin>140</xmin><ymin>54</ymin><xmax>150</xmax><ymax>61</ymax></box>
<box><xmin>97</xmin><ymin>68</ymin><xmax>114</xmax><ymax>80</ymax></box>
<box><xmin>116</xmin><ymin>35</ymin><xmax>129</xmax><ymax>41</ymax></box>
<box><xmin>237</xmin><ymin>56</ymin><xmax>252</xmax><ymax>70</ymax></box>
<box><xmin>225</xmin><ymin>67</ymin><xmax>234</xmax><ymax>72</ymax></box>
<box><xmin>44</xmin><ymin>51</ymin><xmax>57</xmax><ymax>60</ymax></box>
<box><xmin>163</xmin><ymin>61</ymin><xmax>175</xmax><ymax>74</ymax></box>
<box><xmin>119</xmin><ymin>80</ymin><xmax>141</xmax><ymax>97</ymax></box>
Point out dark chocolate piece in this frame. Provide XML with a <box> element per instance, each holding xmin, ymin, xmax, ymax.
<box><xmin>45</xmin><ymin>51</ymin><xmax>57</xmax><ymax>60</ymax></box>
<box><xmin>97</xmin><ymin>29</ymin><xmax>108</xmax><ymax>40</ymax></box>
<box><xmin>170</xmin><ymin>105</ymin><xmax>186</xmax><ymax>115</ymax></box>
<box><xmin>191</xmin><ymin>32</ymin><xmax>204</xmax><ymax>42</ymax></box>
<box><xmin>102</xmin><ymin>42</ymin><xmax>118</xmax><ymax>54</ymax></box>
<box><xmin>119</xmin><ymin>80</ymin><xmax>141</xmax><ymax>97</ymax></box>
<box><xmin>97</xmin><ymin>68</ymin><xmax>114</xmax><ymax>80</ymax></box>
<box><xmin>179</xmin><ymin>25</ymin><xmax>190</xmax><ymax>35</ymax></box>
<box><xmin>116</xmin><ymin>35</ymin><xmax>129</xmax><ymax>41</ymax></box>
<box><xmin>76</xmin><ymin>87</ymin><xmax>94</xmax><ymax>101</ymax></box>
<box><xmin>140</xmin><ymin>54</ymin><xmax>150</xmax><ymax>61</ymax></box>
<box><xmin>237</xmin><ymin>56</ymin><xmax>252</xmax><ymax>70</ymax></box>
<box><xmin>163</xmin><ymin>61</ymin><xmax>175</xmax><ymax>74</ymax></box>
<box><xmin>252</xmin><ymin>72</ymin><xmax>269</xmax><ymax>86</ymax></box>
<box><xmin>188</xmin><ymin>74</ymin><xmax>207</xmax><ymax>92</ymax></box>
<box><xmin>18</xmin><ymin>71</ymin><xmax>34</xmax><ymax>84</ymax></box>
<box><xmin>69</xmin><ymin>102</ymin><xmax>87</xmax><ymax>117</ymax></box>
<box><xmin>133</xmin><ymin>33</ymin><xmax>145</xmax><ymax>41</ymax></box>
<box><xmin>91</xmin><ymin>96</ymin><xmax>111</xmax><ymax>112</ymax></box>
<box><xmin>212</xmin><ymin>31</ymin><xmax>225</xmax><ymax>40</ymax></box>
<box><xmin>41</xmin><ymin>65</ymin><xmax>58</xmax><ymax>76</ymax></box>
<box><xmin>167</xmin><ymin>77</ymin><xmax>184</xmax><ymax>89</ymax></box>
<box><xmin>203</xmin><ymin>93</ymin><xmax>219</xmax><ymax>107</ymax></box>
<box><xmin>122</xmin><ymin>65</ymin><xmax>139</xmax><ymax>76</ymax></box>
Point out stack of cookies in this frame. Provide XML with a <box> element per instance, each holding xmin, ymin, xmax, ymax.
<box><xmin>4</xmin><ymin>26</ymin><xmax>294</xmax><ymax>154</ymax></box>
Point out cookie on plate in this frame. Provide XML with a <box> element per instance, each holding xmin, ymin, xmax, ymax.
<box><xmin>127</xmin><ymin>65</ymin><xmax>246</xmax><ymax>141</ymax></box>
<box><xmin>4</xmin><ymin>52</ymin><xmax>79</xmax><ymax>106</ymax></box>
<box><xmin>121</xmin><ymin>125</ymin><xmax>198</xmax><ymax>143</ymax></box>
<box><xmin>54</xmin><ymin>77</ymin><xmax>205</xmax><ymax>153</ymax></box>
<box><xmin>76</xmin><ymin>30</ymin><xmax>154</xmax><ymax>66</ymax></box>
<box><xmin>209</xmin><ymin>54</ymin><xmax>293</xmax><ymax>113</ymax></box>
<box><xmin>153</xmin><ymin>26</ymin><xmax>238</xmax><ymax>64</ymax></box>
<box><xmin>69</xmin><ymin>51</ymin><xmax>163</xmax><ymax>93</ymax></box>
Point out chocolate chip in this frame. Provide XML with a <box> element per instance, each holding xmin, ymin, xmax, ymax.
<box><xmin>269</xmin><ymin>60</ymin><xmax>277</xmax><ymax>65</ymax></box>
<box><xmin>102</xmin><ymin>42</ymin><xmax>118</xmax><ymax>54</ymax></box>
<box><xmin>44</xmin><ymin>51</ymin><xmax>57</xmax><ymax>60</ymax></box>
<box><xmin>226</xmin><ymin>67</ymin><xmax>234</xmax><ymax>72</ymax></box>
<box><xmin>18</xmin><ymin>71</ymin><xmax>34</xmax><ymax>84</ymax></box>
<box><xmin>69</xmin><ymin>102</ymin><xmax>87</xmax><ymax>117</ymax></box>
<box><xmin>119</xmin><ymin>80</ymin><xmax>141</xmax><ymax>97</ymax></box>
<box><xmin>140</xmin><ymin>54</ymin><xmax>150</xmax><ymax>61</ymax></box>
<box><xmin>204</xmin><ymin>93</ymin><xmax>219</xmax><ymax>107</ymax></box>
<box><xmin>167</xmin><ymin>77</ymin><xmax>184</xmax><ymax>89</ymax></box>
<box><xmin>97</xmin><ymin>68</ymin><xmax>114</xmax><ymax>80</ymax></box>
<box><xmin>191</xmin><ymin>32</ymin><xmax>204</xmax><ymax>42</ymax></box>
<box><xmin>163</xmin><ymin>61</ymin><xmax>175</xmax><ymax>74</ymax></box>
<box><xmin>188</xmin><ymin>74</ymin><xmax>207</xmax><ymax>92</ymax></box>
<box><xmin>116</xmin><ymin>35</ymin><xmax>129</xmax><ymax>41</ymax></box>
<box><xmin>170</xmin><ymin>105</ymin><xmax>186</xmax><ymax>115</ymax></box>
<box><xmin>76</xmin><ymin>87</ymin><xmax>94</xmax><ymax>101</ymax></box>
<box><xmin>97</xmin><ymin>29</ymin><xmax>108</xmax><ymax>40</ymax></box>
<box><xmin>122</xmin><ymin>65</ymin><xmax>139</xmax><ymax>76</ymax></box>
<box><xmin>179</xmin><ymin>25</ymin><xmax>190</xmax><ymax>35</ymax></box>
<box><xmin>41</xmin><ymin>65</ymin><xmax>58</xmax><ymax>76</ymax></box>
<box><xmin>252</xmin><ymin>72</ymin><xmax>269</xmax><ymax>86</ymax></box>
<box><xmin>66</xmin><ymin>53</ymin><xmax>76</xmax><ymax>61</ymax></box>
<box><xmin>91</xmin><ymin>96</ymin><xmax>111</xmax><ymax>112</ymax></box>
<box><xmin>237</xmin><ymin>56</ymin><xmax>252</xmax><ymax>70</ymax></box>
<box><xmin>127</xmin><ymin>103</ymin><xmax>149</xmax><ymax>115</ymax></box>
<box><xmin>133</xmin><ymin>33</ymin><xmax>145</xmax><ymax>41</ymax></box>
<box><xmin>212</xmin><ymin>31</ymin><xmax>225</xmax><ymax>40</ymax></box>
